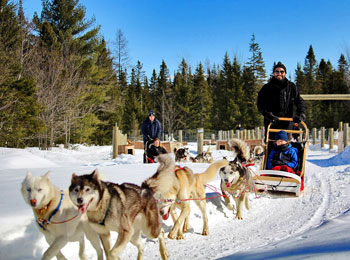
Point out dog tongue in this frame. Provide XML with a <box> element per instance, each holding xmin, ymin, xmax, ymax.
<box><xmin>226</xmin><ymin>183</ymin><xmax>231</xmax><ymax>188</ymax></box>
<box><xmin>78</xmin><ymin>204</ymin><xmax>87</xmax><ymax>214</ymax></box>
<box><xmin>162</xmin><ymin>212</ymin><xmax>170</xmax><ymax>220</ymax></box>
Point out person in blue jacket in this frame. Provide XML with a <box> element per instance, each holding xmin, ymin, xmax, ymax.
<box><xmin>141</xmin><ymin>110</ymin><xmax>162</xmax><ymax>163</ymax></box>
<box><xmin>267</xmin><ymin>130</ymin><xmax>298</xmax><ymax>173</ymax></box>
<box><xmin>141</xmin><ymin>110</ymin><xmax>162</xmax><ymax>144</ymax></box>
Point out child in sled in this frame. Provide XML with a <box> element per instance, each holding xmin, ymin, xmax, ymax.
<box><xmin>146</xmin><ymin>138</ymin><xmax>167</xmax><ymax>163</ymax></box>
<box><xmin>267</xmin><ymin>130</ymin><xmax>298</xmax><ymax>173</ymax></box>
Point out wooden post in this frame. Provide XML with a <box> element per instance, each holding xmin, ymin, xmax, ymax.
<box><xmin>211</xmin><ymin>133</ymin><xmax>215</xmax><ymax>143</ymax></box>
<box><xmin>312</xmin><ymin>128</ymin><xmax>317</xmax><ymax>145</ymax></box>
<box><xmin>165</xmin><ymin>134</ymin><xmax>169</xmax><ymax>141</ymax></box>
<box><xmin>321</xmin><ymin>127</ymin><xmax>325</xmax><ymax>148</ymax></box>
<box><xmin>235</xmin><ymin>130</ymin><xmax>240</xmax><ymax>139</ymax></box>
<box><xmin>339</xmin><ymin>121</ymin><xmax>343</xmax><ymax>132</ymax></box>
<box><xmin>255</xmin><ymin>127</ymin><xmax>260</xmax><ymax>140</ymax></box>
<box><xmin>178</xmin><ymin>130</ymin><xmax>183</xmax><ymax>143</ymax></box>
<box><xmin>329</xmin><ymin>128</ymin><xmax>334</xmax><ymax>150</ymax></box>
<box><xmin>247</xmin><ymin>130</ymin><xmax>251</xmax><ymax>140</ymax></box>
<box><xmin>344</xmin><ymin>123</ymin><xmax>349</xmax><ymax>149</ymax></box>
<box><xmin>218</xmin><ymin>130</ymin><xmax>223</xmax><ymax>140</ymax></box>
<box><xmin>230</xmin><ymin>130</ymin><xmax>234</xmax><ymax>139</ymax></box>
<box><xmin>112</xmin><ymin>123</ymin><xmax>118</xmax><ymax>159</ymax></box>
<box><xmin>243</xmin><ymin>129</ymin><xmax>247</xmax><ymax>140</ymax></box>
<box><xmin>197</xmin><ymin>128</ymin><xmax>204</xmax><ymax>154</ymax></box>
<box><xmin>251</xmin><ymin>129</ymin><xmax>255</xmax><ymax>140</ymax></box>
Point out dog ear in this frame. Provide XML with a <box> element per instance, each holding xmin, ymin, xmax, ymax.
<box><xmin>43</xmin><ymin>171</ymin><xmax>51</xmax><ymax>180</ymax></box>
<box><xmin>174</xmin><ymin>148</ymin><xmax>177</xmax><ymax>153</ymax></box>
<box><xmin>26</xmin><ymin>171</ymin><xmax>32</xmax><ymax>178</ymax></box>
<box><xmin>91</xmin><ymin>169</ymin><xmax>100</xmax><ymax>181</ymax></box>
<box><xmin>71</xmin><ymin>173</ymin><xmax>78</xmax><ymax>182</ymax></box>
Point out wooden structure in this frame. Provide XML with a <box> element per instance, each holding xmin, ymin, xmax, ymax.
<box><xmin>118</xmin><ymin>145</ymin><xmax>135</xmax><ymax>155</ymax></box>
<box><xmin>112</xmin><ymin>124</ymin><xmax>133</xmax><ymax>158</ymax></box>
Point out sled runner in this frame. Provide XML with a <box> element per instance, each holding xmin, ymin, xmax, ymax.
<box><xmin>252</xmin><ymin>118</ymin><xmax>308</xmax><ymax>197</ymax></box>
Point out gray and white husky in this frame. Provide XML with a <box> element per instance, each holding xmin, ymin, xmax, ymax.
<box><xmin>219</xmin><ymin>138</ymin><xmax>253</xmax><ymax>220</ymax></box>
<box><xmin>69</xmin><ymin>169</ymin><xmax>169</xmax><ymax>260</ymax></box>
<box><xmin>21</xmin><ymin>172</ymin><xmax>103</xmax><ymax>260</ymax></box>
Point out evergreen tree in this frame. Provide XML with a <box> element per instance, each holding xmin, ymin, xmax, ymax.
<box><xmin>155</xmin><ymin>60</ymin><xmax>172</xmax><ymax>136</ymax></box>
<box><xmin>303</xmin><ymin>45</ymin><xmax>322</xmax><ymax>127</ymax></box>
<box><xmin>32</xmin><ymin>0</ymin><xmax>102</xmax><ymax>147</ymax></box>
<box><xmin>173</xmin><ymin>58</ymin><xmax>192</xmax><ymax>129</ymax></box>
<box><xmin>246</xmin><ymin>33</ymin><xmax>266</xmax><ymax>89</ymax></box>
<box><xmin>0</xmin><ymin>0</ymin><xmax>42</xmax><ymax>147</ymax></box>
<box><xmin>190</xmin><ymin>63</ymin><xmax>213</xmax><ymax>129</ymax></box>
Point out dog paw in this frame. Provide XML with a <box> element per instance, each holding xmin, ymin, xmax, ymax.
<box><xmin>161</xmin><ymin>249</ymin><xmax>169</xmax><ymax>260</ymax></box>
<box><xmin>168</xmin><ymin>232</ymin><xmax>176</xmax><ymax>240</ymax></box>
<box><xmin>235</xmin><ymin>214</ymin><xmax>243</xmax><ymax>220</ymax></box>
<box><xmin>201</xmin><ymin>230</ymin><xmax>209</xmax><ymax>236</ymax></box>
<box><xmin>176</xmin><ymin>234</ymin><xmax>184</xmax><ymax>240</ymax></box>
<box><xmin>226</xmin><ymin>203</ymin><xmax>234</xmax><ymax>210</ymax></box>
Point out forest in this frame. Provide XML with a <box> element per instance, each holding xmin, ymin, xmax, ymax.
<box><xmin>1</xmin><ymin>0</ymin><xmax>349</xmax><ymax>148</ymax></box>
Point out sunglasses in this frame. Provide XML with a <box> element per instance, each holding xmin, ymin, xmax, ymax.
<box><xmin>274</xmin><ymin>70</ymin><xmax>285</xmax><ymax>74</ymax></box>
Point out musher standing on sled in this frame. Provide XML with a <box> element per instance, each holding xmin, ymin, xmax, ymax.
<box><xmin>141</xmin><ymin>110</ymin><xmax>162</xmax><ymax>163</ymax></box>
<box><xmin>257</xmin><ymin>61</ymin><xmax>306</xmax><ymax>142</ymax></box>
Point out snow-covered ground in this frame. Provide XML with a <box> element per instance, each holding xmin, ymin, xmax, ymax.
<box><xmin>0</xmin><ymin>142</ymin><xmax>349</xmax><ymax>260</ymax></box>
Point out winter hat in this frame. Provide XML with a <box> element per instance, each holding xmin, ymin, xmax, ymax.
<box><xmin>148</xmin><ymin>110</ymin><xmax>155</xmax><ymax>116</ymax></box>
<box><xmin>273</xmin><ymin>61</ymin><xmax>287</xmax><ymax>74</ymax></box>
<box><xmin>275</xmin><ymin>130</ymin><xmax>288</xmax><ymax>141</ymax></box>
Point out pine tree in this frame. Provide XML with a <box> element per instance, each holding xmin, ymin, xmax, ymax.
<box><xmin>246</xmin><ymin>33</ymin><xmax>266</xmax><ymax>90</ymax></box>
<box><xmin>173</xmin><ymin>58</ymin><xmax>193</xmax><ymax>129</ymax></box>
<box><xmin>303</xmin><ymin>45</ymin><xmax>322</xmax><ymax>127</ymax></box>
<box><xmin>190</xmin><ymin>63</ymin><xmax>213</xmax><ymax>129</ymax></box>
<box><xmin>0</xmin><ymin>0</ymin><xmax>42</xmax><ymax>147</ymax></box>
<box><xmin>155</xmin><ymin>60</ymin><xmax>172</xmax><ymax>136</ymax></box>
<box><xmin>32</xmin><ymin>0</ymin><xmax>102</xmax><ymax>147</ymax></box>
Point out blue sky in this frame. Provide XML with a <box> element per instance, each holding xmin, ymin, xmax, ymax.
<box><xmin>22</xmin><ymin>0</ymin><xmax>350</xmax><ymax>80</ymax></box>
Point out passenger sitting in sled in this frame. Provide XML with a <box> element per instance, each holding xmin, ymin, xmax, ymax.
<box><xmin>267</xmin><ymin>130</ymin><xmax>298</xmax><ymax>173</ymax></box>
<box><xmin>147</xmin><ymin>138</ymin><xmax>167</xmax><ymax>163</ymax></box>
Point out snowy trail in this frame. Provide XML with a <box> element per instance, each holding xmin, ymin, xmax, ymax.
<box><xmin>1</xmin><ymin>144</ymin><xmax>350</xmax><ymax>260</ymax></box>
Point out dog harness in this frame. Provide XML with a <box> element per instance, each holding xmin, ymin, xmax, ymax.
<box><xmin>36</xmin><ymin>191</ymin><xmax>64</xmax><ymax>231</ymax></box>
<box><xmin>99</xmin><ymin>199</ymin><xmax>111</xmax><ymax>226</ymax></box>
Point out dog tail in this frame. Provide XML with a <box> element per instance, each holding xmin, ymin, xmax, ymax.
<box><xmin>197</xmin><ymin>159</ymin><xmax>229</xmax><ymax>184</ymax></box>
<box><xmin>144</xmin><ymin>154</ymin><xmax>176</xmax><ymax>195</ymax></box>
<box><xmin>229</xmin><ymin>138</ymin><xmax>250</xmax><ymax>162</ymax></box>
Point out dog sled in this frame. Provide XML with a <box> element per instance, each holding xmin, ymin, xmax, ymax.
<box><xmin>252</xmin><ymin>118</ymin><xmax>308</xmax><ymax>197</ymax></box>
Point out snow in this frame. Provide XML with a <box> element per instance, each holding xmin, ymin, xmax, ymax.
<box><xmin>1</xmin><ymin>142</ymin><xmax>350</xmax><ymax>260</ymax></box>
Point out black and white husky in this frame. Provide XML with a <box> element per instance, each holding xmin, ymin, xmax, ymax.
<box><xmin>219</xmin><ymin>139</ymin><xmax>253</xmax><ymax>220</ymax></box>
<box><xmin>69</xmin><ymin>169</ymin><xmax>169</xmax><ymax>260</ymax></box>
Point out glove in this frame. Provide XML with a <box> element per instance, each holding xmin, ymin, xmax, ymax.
<box><xmin>272</xmin><ymin>160</ymin><xmax>283</xmax><ymax>166</ymax></box>
<box><xmin>265</xmin><ymin>112</ymin><xmax>280</xmax><ymax>124</ymax></box>
<box><xmin>293</xmin><ymin>114</ymin><xmax>305</xmax><ymax>123</ymax></box>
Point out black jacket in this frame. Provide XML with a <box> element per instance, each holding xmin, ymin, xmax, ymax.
<box><xmin>141</xmin><ymin>118</ymin><xmax>162</xmax><ymax>143</ymax></box>
<box><xmin>257</xmin><ymin>77</ymin><xmax>306</xmax><ymax>129</ymax></box>
<box><xmin>147</xmin><ymin>145</ymin><xmax>167</xmax><ymax>160</ymax></box>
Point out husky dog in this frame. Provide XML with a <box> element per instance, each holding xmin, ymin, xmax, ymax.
<box><xmin>219</xmin><ymin>138</ymin><xmax>253</xmax><ymax>220</ymax></box>
<box><xmin>174</xmin><ymin>147</ymin><xmax>190</xmax><ymax>162</ymax></box>
<box><xmin>69</xmin><ymin>170</ymin><xmax>169</xmax><ymax>260</ymax></box>
<box><xmin>190</xmin><ymin>146</ymin><xmax>213</xmax><ymax>163</ymax></box>
<box><xmin>21</xmin><ymin>172</ymin><xmax>103</xmax><ymax>260</ymax></box>
<box><xmin>251</xmin><ymin>145</ymin><xmax>264</xmax><ymax>163</ymax></box>
<box><xmin>145</xmin><ymin>154</ymin><xmax>228</xmax><ymax>240</ymax></box>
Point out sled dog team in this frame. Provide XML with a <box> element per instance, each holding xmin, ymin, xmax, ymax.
<box><xmin>21</xmin><ymin>138</ymin><xmax>258</xmax><ymax>260</ymax></box>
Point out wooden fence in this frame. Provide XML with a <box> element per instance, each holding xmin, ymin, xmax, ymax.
<box><xmin>111</xmin><ymin>121</ymin><xmax>349</xmax><ymax>159</ymax></box>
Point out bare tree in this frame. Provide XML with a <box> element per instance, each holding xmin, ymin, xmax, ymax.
<box><xmin>113</xmin><ymin>29</ymin><xmax>131</xmax><ymax>77</ymax></box>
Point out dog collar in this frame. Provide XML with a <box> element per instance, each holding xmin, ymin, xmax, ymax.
<box><xmin>36</xmin><ymin>191</ymin><xmax>64</xmax><ymax>230</ymax></box>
